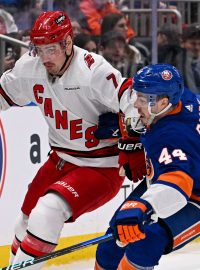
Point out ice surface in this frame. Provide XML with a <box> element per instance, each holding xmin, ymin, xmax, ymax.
<box><xmin>44</xmin><ymin>243</ymin><xmax>200</xmax><ymax>270</ymax></box>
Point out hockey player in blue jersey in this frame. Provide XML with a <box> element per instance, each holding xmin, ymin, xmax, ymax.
<box><xmin>94</xmin><ymin>64</ymin><xmax>200</xmax><ymax>270</ymax></box>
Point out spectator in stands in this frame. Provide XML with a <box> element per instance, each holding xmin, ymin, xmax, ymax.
<box><xmin>0</xmin><ymin>0</ymin><xmax>22</xmax><ymax>7</ymax></box>
<box><xmin>100</xmin><ymin>31</ymin><xmax>142</xmax><ymax>77</ymax></box>
<box><xmin>181</xmin><ymin>23</ymin><xmax>200</xmax><ymax>93</ymax></box>
<box><xmin>100</xmin><ymin>31</ymin><xmax>126</xmax><ymax>72</ymax></box>
<box><xmin>101</xmin><ymin>13</ymin><xmax>147</xmax><ymax>67</ymax></box>
<box><xmin>74</xmin><ymin>33</ymin><xmax>98</xmax><ymax>53</ymax></box>
<box><xmin>71</xmin><ymin>18</ymin><xmax>82</xmax><ymax>38</ymax></box>
<box><xmin>157</xmin><ymin>22</ymin><xmax>200</xmax><ymax>94</ymax></box>
<box><xmin>12</xmin><ymin>0</ymin><xmax>33</xmax><ymax>30</ymax></box>
<box><xmin>157</xmin><ymin>23</ymin><xmax>193</xmax><ymax>91</ymax></box>
<box><xmin>182</xmin><ymin>23</ymin><xmax>200</xmax><ymax>59</ymax></box>
<box><xmin>0</xmin><ymin>8</ymin><xmax>20</xmax><ymax>72</ymax></box>
<box><xmin>0</xmin><ymin>8</ymin><xmax>18</xmax><ymax>34</ymax></box>
<box><xmin>0</xmin><ymin>0</ymin><xmax>22</xmax><ymax>15</ymax></box>
<box><xmin>101</xmin><ymin>12</ymin><xmax>129</xmax><ymax>41</ymax></box>
<box><xmin>115</xmin><ymin>0</ymin><xmax>150</xmax><ymax>9</ymax></box>
<box><xmin>29</xmin><ymin>0</ymin><xmax>44</xmax><ymax>28</ymax></box>
<box><xmin>49</xmin><ymin>0</ymin><xmax>67</xmax><ymax>11</ymax></box>
<box><xmin>3</xmin><ymin>32</ymin><xmax>21</xmax><ymax>71</ymax></box>
<box><xmin>157</xmin><ymin>23</ymin><xmax>183</xmax><ymax>68</ymax></box>
<box><xmin>101</xmin><ymin>13</ymin><xmax>135</xmax><ymax>42</ymax></box>
<box><xmin>79</xmin><ymin>0</ymin><xmax>135</xmax><ymax>39</ymax></box>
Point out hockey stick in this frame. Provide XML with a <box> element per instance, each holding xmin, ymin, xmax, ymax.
<box><xmin>1</xmin><ymin>233</ymin><xmax>113</xmax><ymax>270</ymax></box>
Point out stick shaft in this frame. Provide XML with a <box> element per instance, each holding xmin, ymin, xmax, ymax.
<box><xmin>1</xmin><ymin>233</ymin><xmax>113</xmax><ymax>270</ymax></box>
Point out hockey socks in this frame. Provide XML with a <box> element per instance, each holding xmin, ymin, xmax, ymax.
<box><xmin>12</xmin><ymin>233</ymin><xmax>56</xmax><ymax>270</ymax></box>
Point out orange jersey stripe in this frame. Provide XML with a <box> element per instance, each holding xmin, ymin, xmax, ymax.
<box><xmin>158</xmin><ymin>171</ymin><xmax>193</xmax><ymax>198</ymax></box>
<box><xmin>94</xmin><ymin>261</ymin><xmax>105</xmax><ymax>270</ymax></box>
<box><xmin>191</xmin><ymin>193</ymin><xmax>200</xmax><ymax>202</ymax></box>
<box><xmin>173</xmin><ymin>222</ymin><xmax>200</xmax><ymax>249</ymax></box>
<box><xmin>167</xmin><ymin>101</ymin><xmax>182</xmax><ymax>115</ymax></box>
<box><xmin>118</xmin><ymin>255</ymin><xmax>137</xmax><ymax>270</ymax></box>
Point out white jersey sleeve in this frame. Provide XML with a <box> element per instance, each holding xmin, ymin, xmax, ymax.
<box><xmin>142</xmin><ymin>183</ymin><xmax>187</xmax><ymax>219</ymax></box>
<box><xmin>0</xmin><ymin>53</ymin><xmax>34</xmax><ymax>109</ymax></box>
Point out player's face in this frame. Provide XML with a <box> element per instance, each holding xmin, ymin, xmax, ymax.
<box><xmin>35</xmin><ymin>43</ymin><xmax>66</xmax><ymax>75</ymax></box>
<box><xmin>133</xmin><ymin>93</ymin><xmax>151</xmax><ymax>125</ymax></box>
<box><xmin>133</xmin><ymin>92</ymin><xmax>163</xmax><ymax>125</ymax></box>
<box><xmin>134</xmin><ymin>92</ymin><xmax>169</xmax><ymax>125</ymax></box>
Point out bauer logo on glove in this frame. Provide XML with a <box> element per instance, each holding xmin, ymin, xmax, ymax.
<box><xmin>110</xmin><ymin>198</ymin><xmax>154</xmax><ymax>245</ymax></box>
<box><xmin>118</xmin><ymin>137</ymin><xmax>146</xmax><ymax>182</ymax></box>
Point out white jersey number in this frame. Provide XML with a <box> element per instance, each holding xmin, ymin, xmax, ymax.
<box><xmin>158</xmin><ymin>147</ymin><xmax>187</xmax><ymax>165</ymax></box>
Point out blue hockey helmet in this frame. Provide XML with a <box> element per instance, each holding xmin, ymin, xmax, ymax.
<box><xmin>133</xmin><ymin>64</ymin><xmax>184</xmax><ymax>105</ymax></box>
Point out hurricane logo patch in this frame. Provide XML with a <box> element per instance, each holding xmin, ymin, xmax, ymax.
<box><xmin>0</xmin><ymin>120</ymin><xmax>7</xmax><ymax>198</ymax></box>
<box><xmin>161</xmin><ymin>70</ymin><xmax>173</xmax><ymax>80</ymax></box>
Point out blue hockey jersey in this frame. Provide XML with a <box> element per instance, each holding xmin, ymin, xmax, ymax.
<box><xmin>140</xmin><ymin>88</ymin><xmax>200</xmax><ymax>219</ymax></box>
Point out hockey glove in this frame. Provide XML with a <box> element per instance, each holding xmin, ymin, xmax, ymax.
<box><xmin>94</xmin><ymin>112</ymin><xmax>124</xmax><ymax>141</ymax></box>
<box><xmin>118</xmin><ymin>137</ymin><xmax>146</xmax><ymax>182</ymax></box>
<box><xmin>110</xmin><ymin>198</ymin><xmax>153</xmax><ymax>245</ymax></box>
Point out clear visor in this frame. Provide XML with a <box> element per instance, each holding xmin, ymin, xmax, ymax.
<box><xmin>126</xmin><ymin>88</ymin><xmax>160</xmax><ymax>134</ymax></box>
<box><xmin>128</xmin><ymin>88</ymin><xmax>158</xmax><ymax>108</ymax></box>
<box><xmin>29</xmin><ymin>42</ymin><xmax>65</xmax><ymax>57</ymax></box>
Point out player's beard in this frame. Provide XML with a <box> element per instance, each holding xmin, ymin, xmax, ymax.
<box><xmin>44</xmin><ymin>62</ymin><xmax>58</xmax><ymax>74</ymax></box>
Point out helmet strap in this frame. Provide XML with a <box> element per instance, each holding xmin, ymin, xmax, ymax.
<box><xmin>147</xmin><ymin>103</ymin><xmax>172</xmax><ymax>125</ymax></box>
<box><xmin>58</xmin><ymin>37</ymin><xmax>73</xmax><ymax>75</ymax></box>
<box><xmin>57</xmin><ymin>45</ymin><xmax>74</xmax><ymax>75</ymax></box>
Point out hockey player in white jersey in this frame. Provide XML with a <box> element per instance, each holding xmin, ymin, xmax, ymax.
<box><xmin>0</xmin><ymin>11</ymin><xmax>146</xmax><ymax>270</ymax></box>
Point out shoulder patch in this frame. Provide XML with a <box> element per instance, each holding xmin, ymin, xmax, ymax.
<box><xmin>84</xmin><ymin>53</ymin><xmax>95</xmax><ymax>69</ymax></box>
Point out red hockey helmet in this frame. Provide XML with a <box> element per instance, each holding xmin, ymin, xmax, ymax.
<box><xmin>30</xmin><ymin>11</ymin><xmax>73</xmax><ymax>45</ymax></box>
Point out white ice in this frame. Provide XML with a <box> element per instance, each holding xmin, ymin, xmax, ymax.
<box><xmin>45</xmin><ymin>242</ymin><xmax>200</xmax><ymax>270</ymax></box>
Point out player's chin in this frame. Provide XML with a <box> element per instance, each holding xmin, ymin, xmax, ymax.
<box><xmin>45</xmin><ymin>66</ymin><xmax>57</xmax><ymax>74</ymax></box>
<box><xmin>140</xmin><ymin>115</ymin><xmax>148</xmax><ymax>125</ymax></box>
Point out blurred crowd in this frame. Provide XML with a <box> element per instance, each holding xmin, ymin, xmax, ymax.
<box><xmin>0</xmin><ymin>0</ymin><xmax>200</xmax><ymax>93</ymax></box>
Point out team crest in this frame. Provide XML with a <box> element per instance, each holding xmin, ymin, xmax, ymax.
<box><xmin>161</xmin><ymin>70</ymin><xmax>173</xmax><ymax>80</ymax></box>
<box><xmin>0</xmin><ymin>119</ymin><xmax>7</xmax><ymax>198</ymax></box>
<box><xmin>146</xmin><ymin>156</ymin><xmax>154</xmax><ymax>182</ymax></box>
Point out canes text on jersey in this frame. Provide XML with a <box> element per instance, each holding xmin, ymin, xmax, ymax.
<box><xmin>33</xmin><ymin>84</ymin><xmax>99</xmax><ymax>148</ymax></box>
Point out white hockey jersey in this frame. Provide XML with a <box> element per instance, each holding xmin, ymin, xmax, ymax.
<box><xmin>0</xmin><ymin>46</ymin><xmax>134</xmax><ymax>167</ymax></box>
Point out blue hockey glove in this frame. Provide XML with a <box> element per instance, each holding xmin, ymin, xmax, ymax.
<box><xmin>94</xmin><ymin>112</ymin><xmax>142</xmax><ymax>141</ymax></box>
<box><xmin>94</xmin><ymin>112</ymin><xmax>123</xmax><ymax>141</ymax></box>
<box><xmin>110</xmin><ymin>198</ymin><xmax>153</xmax><ymax>245</ymax></box>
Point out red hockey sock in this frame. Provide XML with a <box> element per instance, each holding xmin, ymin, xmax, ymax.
<box><xmin>11</xmin><ymin>236</ymin><xmax>21</xmax><ymax>255</ymax></box>
<box><xmin>20</xmin><ymin>233</ymin><xmax>56</xmax><ymax>257</ymax></box>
